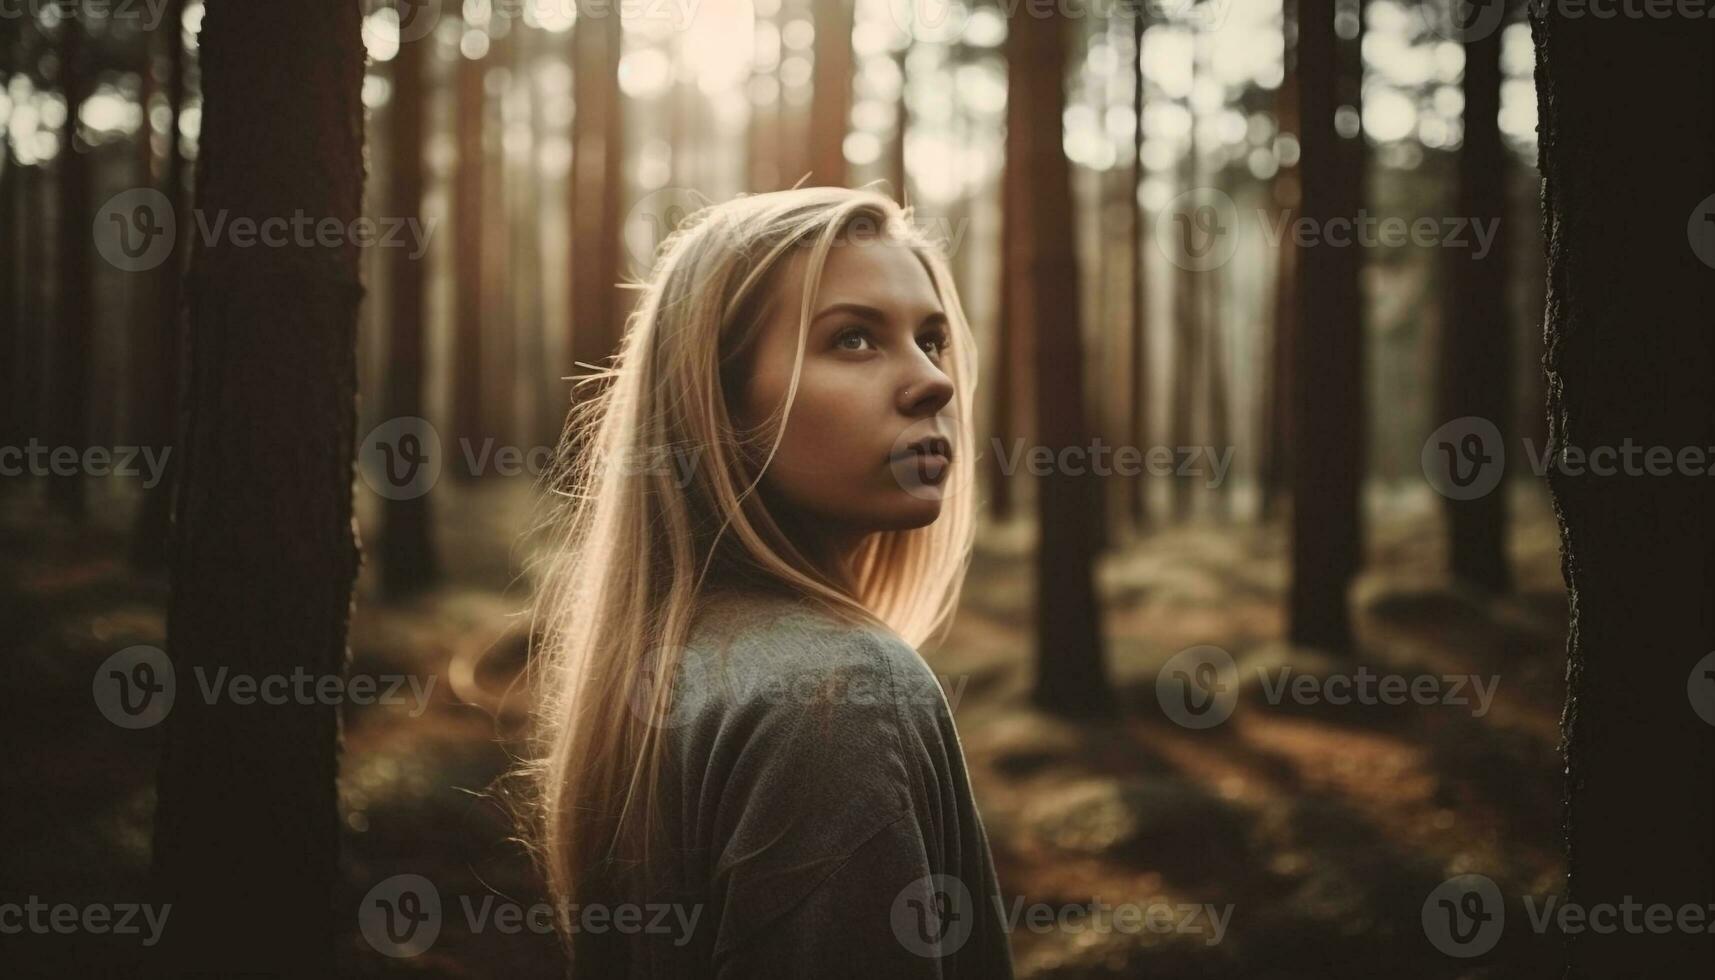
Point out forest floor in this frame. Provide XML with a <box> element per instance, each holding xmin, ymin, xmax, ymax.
<box><xmin>2</xmin><ymin>479</ymin><xmax>1569</xmax><ymax>978</ymax></box>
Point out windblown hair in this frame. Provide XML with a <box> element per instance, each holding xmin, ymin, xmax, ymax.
<box><xmin>518</xmin><ymin>185</ymin><xmax>978</xmax><ymax>951</ymax></box>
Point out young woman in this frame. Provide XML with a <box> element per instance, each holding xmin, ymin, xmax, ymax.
<box><xmin>523</xmin><ymin>186</ymin><xmax>1012</xmax><ymax>977</ymax></box>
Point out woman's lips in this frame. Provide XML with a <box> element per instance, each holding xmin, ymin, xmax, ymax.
<box><xmin>890</xmin><ymin>447</ymin><xmax>950</xmax><ymax>486</ymax></box>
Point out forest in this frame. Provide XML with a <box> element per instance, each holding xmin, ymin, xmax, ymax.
<box><xmin>2</xmin><ymin>0</ymin><xmax>1713</xmax><ymax>976</ymax></box>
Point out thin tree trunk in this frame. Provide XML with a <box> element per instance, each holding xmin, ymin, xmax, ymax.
<box><xmin>810</xmin><ymin>0</ymin><xmax>854</xmax><ymax>186</ymax></box>
<box><xmin>1439</xmin><ymin>21</ymin><xmax>1510</xmax><ymax>592</ymax></box>
<box><xmin>150</xmin><ymin>0</ymin><xmax>365</xmax><ymax>972</ymax></box>
<box><xmin>1260</xmin><ymin>15</ymin><xmax>1300</xmax><ymax>524</ymax></box>
<box><xmin>51</xmin><ymin>6</ymin><xmax>90</xmax><ymax>518</ymax></box>
<box><xmin>888</xmin><ymin>47</ymin><xmax>908</xmax><ymax>204</ymax></box>
<box><xmin>379</xmin><ymin>27</ymin><xmax>436</xmax><ymax>595</ymax></box>
<box><xmin>1288</xmin><ymin>0</ymin><xmax>1364</xmax><ymax>653</ymax></box>
<box><xmin>1127</xmin><ymin>5</ymin><xmax>1149</xmax><ymax>531</ymax></box>
<box><xmin>453</xmin><ymin>32</ymin><xmax>485</xmax><ymax>470</ymax></box>
<box><xmin>1011</xmin><ymin>8</ymin><xmax>1112</xmax><ymax>715</ymax></box>
<box><xmin>131</xmin><ymin>0</ymin><xmax>189</xmax><ymax>569</ymax></box>
<box><xmin>1169</xmin><ymin>121</ymin><xmax>1200</xmax><ymax>523</ymax></box>
<box><xmin>1536</xmin><ymin>9</ymin><xmax>1715</xmax><ymax>975</ymax></box>
<box><xmin>569</xmin><ymin>2</ymin><xmax>625</xmax><ymax>399</ymax></box>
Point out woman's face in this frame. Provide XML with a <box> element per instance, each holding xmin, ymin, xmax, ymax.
<box><xmin>735</xmin><ymin>236</ymin><xmax>957</xmax><ymax>545</ymax></box>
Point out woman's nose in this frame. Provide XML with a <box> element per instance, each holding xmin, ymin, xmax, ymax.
<box><xmin>899</xmin><ymin>365</ymin><xmax>955</xmax><ymax>417</ymax></box>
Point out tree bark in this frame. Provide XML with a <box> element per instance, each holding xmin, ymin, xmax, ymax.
<box><xmin>150</xmin><ymin>0</ymin><xmax>365</xmax><ymax>972</ymax></box>
<box><xmin>1535</xmin><ymin>9</ymin><xmax>1715</xmax><ymax>974</ymax></box>
<box><xmin>1011</xmin><ymin>9</ymin><xmax>1112</xmax><ymax>715</ymax></box>
<box><xmin>1288</xmin><ymin>0</ymin><xmax>1365</xmax><ymax>653</ymax></box>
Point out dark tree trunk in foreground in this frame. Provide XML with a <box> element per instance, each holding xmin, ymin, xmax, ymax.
<box><xmin>150</xmin><ymin>1</ymin><xmax>365</xmax><ymax>973</ymax></box>
<box><xmin>51</xmin><ymin>8</ymin><xmax>90</xmax><ymax>518</ymax></box>
<box><xmin>1010</xmin><ymin>8</ymin><xmax>1112</xmax><ymax>714</ymax></box>
<box><xmin>379</xmin><ymin>32</ymin><xmax>436</xmax><ymax>595</ymax></box>
<box><xmin>1536</xmin><ymin>11</ymin><xmax>1715</xmax><ymax>975</ymax></box>
<box><xmin>1439</xmin><ymin>21</ymin><xmax>1510</xmax><ymax>592</ymax></box>
<box><xmin>809</xmin><ymin>0</ymin><xmax>854</xmax><ymax>187</ymax></box>
<box><xmin>1288</xmin><ymin>0</ymin><xmax>1364</xmax><ymax>653</ymax></box>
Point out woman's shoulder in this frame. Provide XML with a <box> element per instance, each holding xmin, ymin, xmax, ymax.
<box><xmin>679</xmin><ymin>589</ymin><xmax>941</xmax><ymax>722</ymax></box>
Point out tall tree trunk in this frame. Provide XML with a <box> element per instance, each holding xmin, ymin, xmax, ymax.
<box><xmin>51</xmin><ymin>6</ymin><xmax>90</xmax><ymax>518</ymax></box>
<box><xmin>1260</xmin><ymin>14</ymin><xmax>1299</xmax><ymax>523</ymax></box>
<box><xmin>149</xmin><ymin>0</ymin><xmax>365</xmax><ymax>972</ymax></box>
<box><xmin>1288</xmin><ymin>0</ymin><xmax>1364</xmax><ymax>653</ymax></box>
<box><xmin>1535</xmin><ymin>10</ymin><xmax>1715</xmax><ymax>975</ymax></box>
<box><xmin>1438</xmin><ymin>21</ymin><xmax>1510</xmax><ymax>592</ymax></box>
<box><xmin>1127</xmin><ymin>5</ymin><xmax>1149</xmax><ymax>531</ymax></box>
<box><xmin>132</xmin><ymin>0</ymin><xmax>189</xmax><ymax>569</ymax></box>
<box><xmin>452</xmin><ymin>31</ymin><xmax>485</xmax><ymax>471</ymax></box>
<box><xmin>1012</xmin><ymin>10</ymin><xmax>1112</xmax><ymax>715</ymax></box>
<box><xmin>991</xmin><ymin>33</ymin><xmax>1029</xmax><ymax>523</ymax></box>
<box><xmin>379</xmin><ymin>28</ymin><xmax>436</xmax><ymax>595</ymax></box>
<box><xmin>888</xmin><ymin>47</ymin><xmax>908</xmax><ymax>204</ymax></box>
<box><xmin>569</xmin><ymin>1</ymin><xmax>625</xmax><ymax>400</ymax></box>
<box><xmin>809</xmin><ymin>0</ymin><xmax>853</xmax><ymax>186</ymax></box>
<box><xmin>1169</xmin><ymin>120</ymin><xmax>1201</xmax><ymax>523</ymax></box>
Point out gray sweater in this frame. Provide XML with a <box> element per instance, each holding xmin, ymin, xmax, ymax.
<box><xmin>575</xmin><ymin>590</ymin><xmax>1014</xmax><ymax>978</ymax></box>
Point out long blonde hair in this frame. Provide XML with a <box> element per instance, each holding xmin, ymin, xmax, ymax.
<box><xmin>521</xmin><ymin>185</ymin><xmax>978</xmax><ymax>942</ymax></box>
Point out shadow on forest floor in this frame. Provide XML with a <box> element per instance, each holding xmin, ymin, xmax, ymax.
<box><xmin>1</xmin><ymin>480</ymin><xmax>1568</xmax><ymax>977</ymax></box>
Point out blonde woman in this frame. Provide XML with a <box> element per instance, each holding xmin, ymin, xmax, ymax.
<box><xmin>523</xmin><ymin>186</ymin><xmax>1011</xmax><ymax>977</ymax></box>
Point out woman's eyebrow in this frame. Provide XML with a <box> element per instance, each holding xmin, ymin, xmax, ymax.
<box><xmin>811</xmin><ymin>301</ymin><xmax>948</xmax><ymax>328</ymax></box>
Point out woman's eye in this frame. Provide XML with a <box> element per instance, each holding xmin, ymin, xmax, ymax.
<box><xmin>919</xmin><ymin>333</ymin><xmax>949</xmax><ymax>357</ymax></box>
<box><xmin>835</xmin><ymin>328</ymin><xmax>874</xmax><ymax>351</ymax></box>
